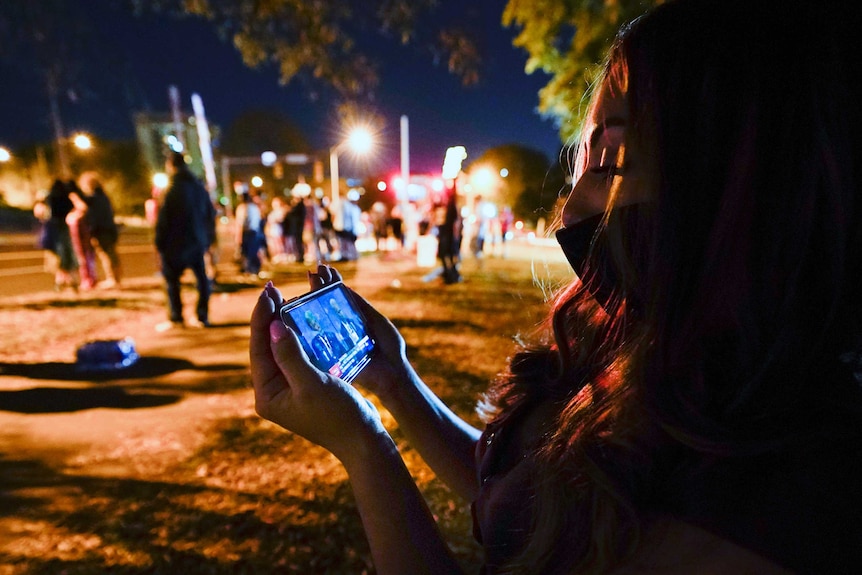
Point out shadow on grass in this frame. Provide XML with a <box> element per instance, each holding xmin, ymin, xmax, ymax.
<box><xmin>0</xmin><ymin>450</ymin><xmax>375</xmax><ymax>574</ymax></box>
<box><xmin>0</xmin><ymin>386</ymin><xmax>182</xmax><ymax>414</ymax></box>
<box><xmin>0</xmin><ymin>357</ymin><xmax>197</xmax><ymax>382</ymax></box>
<box><xmin>0</xmin><ymin>357</ymin><xmax>250</xmax><ymax>413</ymax></box>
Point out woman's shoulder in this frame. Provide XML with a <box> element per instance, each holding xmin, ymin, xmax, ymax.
<box><xmin>662</xmin><ymin>424</ymin><xmax>862</xmax><ymax>574</ymax></box>
<box><xmin>611</xmin><ymin>518</ymin><xmax>794</xmax><ymax>575</ymax></box>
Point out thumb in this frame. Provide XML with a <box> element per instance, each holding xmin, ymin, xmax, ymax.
<box><xmin>269</xmin><ymin>320</ymin><xmax>324</xmax><ymax>386</ymax></box>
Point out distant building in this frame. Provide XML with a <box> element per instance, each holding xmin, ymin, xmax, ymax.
<box><xmin>133</xmin><ymin>111</ymin><xmax>220</xmax><ymax>188</ymax></box>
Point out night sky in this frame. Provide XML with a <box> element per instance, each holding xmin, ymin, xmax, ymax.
<box><xmin>0</xmin><ymin>2</ymin><xmax>565</xmax><ymax>177</ymax></box>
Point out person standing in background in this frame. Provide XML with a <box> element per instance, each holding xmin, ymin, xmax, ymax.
<box><xmin>265</xmin><ymin>195</ymin><xmax>289</xmax><ymax>264</ymax></box>
<box><xmin>66</xmin><ymin>179</ymin><xmax>97</xmax><ymax>290</ymax></box>
<box><xmin>316</xmin><ymin>196</ymin><xmax>337</xmax><ymax>262</ymax></box>
<box><xmin>284</xmin><ymin>193</ymin><xmax>307</xmax><ymax>265</ymax></box>
<box><xmin>235</xmin><ymin>191</ymin><xmax>263</xmax><ymax>276</ymax></box>
<box><xmin>78</xmin><ymin>171</ymin><xmax>121</xmax><ymax>288</ymax></box>
<box><xmin>337</xmin><ymin>190</ymin><xmax>362</xmax><ymax>262</ymax></box>
<box><xmin>154</xmin><ymin>152</ymin><xmax>216</xmax><ymax>330</ymax></box>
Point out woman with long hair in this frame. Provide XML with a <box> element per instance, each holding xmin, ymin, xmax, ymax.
<box><xmin>249</xmin><ymin>1</ymin><xmax>861</xmax><ymax>573</ymax></box>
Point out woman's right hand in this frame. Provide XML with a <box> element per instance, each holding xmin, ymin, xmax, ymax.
<box><xmin>307</xmin><ymin>265</ymin><xmax>414</xmax><ymax>404</ymax></box>
<box><xmin>249</xmin><ymin>282</ymin><xmax>385</xmax><ymax>462</ymax></box>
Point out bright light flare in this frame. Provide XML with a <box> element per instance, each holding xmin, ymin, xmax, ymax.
<box><xmin>471</xmin><ymin>167</ymin><xmax>494</xmax><ymax>191</ymax></box>
<box><xmin>377</xmin><ymin>181</ymin><xmax>387</xmax><ymax>192</ymax></box>
<box><xmin>346</xmin><ymin>126</ymin><xmax>374</xmax><ymax>155</ymax></box>
<box><xmin>0</xmin><ymin>147</ymin><xmax>10</xmax><ymax>162</ymax></box>
<box><xmin>153</xmin><ymin>172</ymin><xmax>169</xmax><ymax>189</ymax></box>
<box><xmin>251</xmin><ymin>176</ymin><xmax>263</xmax><ymax>188</ymax></box>
<box><xmin>73</xmin><ymin>133</ymin><xmax>92</xmax><ymax>150</ymax></box>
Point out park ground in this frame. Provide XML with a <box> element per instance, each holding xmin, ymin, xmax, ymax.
<box><xmin>0</xmin><ymin>244</ymin><xmax>569</xmax><ymax>574</ymax></box>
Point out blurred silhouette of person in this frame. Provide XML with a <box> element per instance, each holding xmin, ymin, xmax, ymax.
<box><xmin>78</xmin><ymin>171</ymin><xmax>121</xmax><ymax>288</ymax></box>
<box><xmin>338</xmin><ymin>190</ymin><xmax>362</xmax><ymax>261</ymax></box>
<box><xmin>235</xmin><ymin>191</ymin><xmax>263</xmax><ymax>275</ymax></box>
<box><xmin>33</xmin><ymin>189</ymin><xmax>58</xmax><ymax>273</ymax></box>
<box><xmin>265</xmin><ymin>195</ymin><xmax>289</xmax><ymax>264</ymax></box>
<box><xmin>388</xmin><ymin>204</ymin><xmax>405</xmax><ymax>250</ymax></box>
<box><xmin>498</xmin><ymin>205</ymin><xmax>514</xmax><ymax>258</ymax></box>
<box><xmin>370</xmin><ymin>201</ymin><xmax>389</xmax><ymax>251</ymax></box>
<box><xmin>316</xmin><ymin>196</ymin><xmax>337</xmax><ymax>262</ymax></box>
<box><xmin>66</xmin><ymin>179</ymin><xmax>97</xmax><ymax>290</ymax></box>
<box><xmin>284</xmin><ymin>193</ymin><xmax>307</xmax><ymax>264</ymax></box>
<box><xmin>437</xmin><ymin>183</ymin><xmax>461</xmax><ymax>284</ymax></box>
<box><xmin>471</xmin><ymin>195</ymin><xmax>495</xmax><ymax>262</ymax></box>
<box><xmin>45</xmin><ymin>179</ymin><xmax>79</xmax><ymax>290</ymax></box>
<box><xmin>155</xmin><ymin>152</ymin><xmax>216</xmax><ymax>330</ymax></box>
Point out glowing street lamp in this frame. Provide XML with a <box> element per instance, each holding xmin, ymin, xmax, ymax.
<box><xmin>471</xmin><ymin>167</ymin><xmax>495</xmax><ymax>193</ymax></box>
<box><xmin>72</xmin><ymin>133</ymin><xmax>93</xmax><ymax>151</ymax></box>
<box><xmin>0</xmin><ymin>147</ymin><xmax>11</xmax><ymax>163</ymax></box>
<box><xmin>152</xmin><ymin>172</ymin><xmax>169</xmax><ymax>189</ymax></box>
<box><xmin>330</xmin><ymin>126</ymin><xmax>374</xmax><ymax>226</ymax></box>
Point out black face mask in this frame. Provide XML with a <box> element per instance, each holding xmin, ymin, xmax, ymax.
<box><xmin>555</xmin><ymin>204</ymin><xmax>643</xmax><ymax>311</ymax></box>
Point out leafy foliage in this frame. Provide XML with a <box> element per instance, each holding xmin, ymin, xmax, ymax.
<box><xmin>127</xmin><ymin>0</ymin><xmax>484</xmax><ymax>98</ymax></box>
<box><xmin>2</xmin><ymin>0</ymin><xmax>666</xmax><ymax>172</ymax></box>
<box><xmin>502</xmin><ymin>0</ymin><xmax>662</xmax><ymax>141</ymax></box>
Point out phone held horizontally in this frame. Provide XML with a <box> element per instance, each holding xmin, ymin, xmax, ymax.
<box><xmin>279</xmin><ymin>281</ymin><xmax>375</xmax><ymax>384</ymax></box>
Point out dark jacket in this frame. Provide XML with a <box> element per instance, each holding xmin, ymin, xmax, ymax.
<box><xmin>155</xmin><ymin>170</ymin><xmax>216</xmax><ymax>262</ymax></box>
<box><xmin>85</xmin><ymin>187</ymin><xmax>119</xmax><ymax>243</ymax></box>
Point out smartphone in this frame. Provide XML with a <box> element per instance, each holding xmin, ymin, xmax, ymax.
<box><xmin>279</xmin><ymin>281</ymin><xmax>375</xmax><ymax>384</ymax></box>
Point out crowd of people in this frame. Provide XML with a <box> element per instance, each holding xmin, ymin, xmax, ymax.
<box><xmin>233</xmin><ymin>186</ymin><xmax>406</xmax><ymax>276</ymax></box>
<box><xmin>250</xmin><ymin>1</ymin><xmax>862</xmax><ymax>574</ymax></box>
<box><xmin>33</xmin><ymin>172</ymin><xmax>121</xmax><ymax>291</ymax></box>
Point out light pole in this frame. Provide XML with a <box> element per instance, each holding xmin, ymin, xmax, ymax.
<box><xmin>329</xmin><ymin>126</ymin><xmax>374</xmax><ymax>229</ymax></box>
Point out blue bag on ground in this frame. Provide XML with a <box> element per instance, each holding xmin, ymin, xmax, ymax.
<box><xmin>75</xmin><ymin>337</ymin><xmax>139</xmax><ymax>371</ymax></box>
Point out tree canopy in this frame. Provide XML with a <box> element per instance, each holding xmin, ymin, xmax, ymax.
<box><xmin>129</xmin><ymin>0</ymin><xmax>661</xmax><ymax>141</ymax></box>
<box><xmin>503</xmin><ymin>0</ymin><xmax>661</xmax><ymax>141</ymax></box>
<box><xmin>1</xmin><ymin>1</ymin><xmax>662</xmax><ymax>155</ymax></box>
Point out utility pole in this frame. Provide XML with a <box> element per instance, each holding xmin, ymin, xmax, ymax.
<box><xmin>47</xmin><ymin>71</ymin><xmax>68</xmax><ymax>178</ymax></box>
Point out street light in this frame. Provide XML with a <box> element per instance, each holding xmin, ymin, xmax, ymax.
<box><xmin>0</xmin><ymin>147</ymin><xmax>10</xmax><ymax>163</ymax></box>
<box><xmin>72</xmin><ymin>133</ymin><xmax>92</xmax><ymax>151</ymax></box>
<box><xmin>330</xmin><ymin>126</ymin><xmax>374</xmax><ymax>227</ymax></box>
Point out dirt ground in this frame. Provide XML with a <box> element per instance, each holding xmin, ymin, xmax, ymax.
<box><xmin>0</xmin><ymin>247</ymin><xmax>568</xmax><ymax>573</ymax></box>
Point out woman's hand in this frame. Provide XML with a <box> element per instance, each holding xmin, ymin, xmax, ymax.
<box><xmin>249</xmin><ymin>282</ymin><xmax>384</xmax><ymax>461</ymax></box>
<box><xmin>306</xmin><ymin>265</ymin><xmax>414</xmax><ymax>405</ymax></box>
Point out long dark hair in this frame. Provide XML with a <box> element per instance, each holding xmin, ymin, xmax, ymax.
<box><xmin>482</xmin><ymin>1</ymin><xmax>862</xmax><ymax>572</ymax></box>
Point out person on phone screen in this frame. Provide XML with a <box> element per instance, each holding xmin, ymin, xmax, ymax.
<box><xmin>327</xmin><ymin>296</ymin><xmax>362</xmax><ymax>348</ymax></box>
<box><xmin>301</xmin><ymin>309</ymin><xmax>340</xmax><ymax>368</ymax></box>
<box><xmin>250</xmin><ymin>1</ymin><xmax>862</xmax><ymax>573</ymax></box>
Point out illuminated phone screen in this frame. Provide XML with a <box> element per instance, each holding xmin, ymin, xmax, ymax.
<box><xmin>279</xmin><ymin>282</ymin><xmax>374</xmax><ymax>384</ymax></box>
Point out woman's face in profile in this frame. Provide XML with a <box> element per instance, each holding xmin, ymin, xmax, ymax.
<box><xmin>562</xmin><ymin>78</ymin><xmax>645</xmax><ymax>227</ymax></box>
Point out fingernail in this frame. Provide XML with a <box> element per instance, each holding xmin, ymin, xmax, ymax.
<box><xmin>270</xmin><ymin>320</ymin><xmax>289</xmax><ymax>343</ymax></box>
